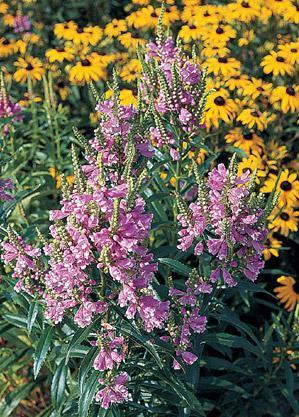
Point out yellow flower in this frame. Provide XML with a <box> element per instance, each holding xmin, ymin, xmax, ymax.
<box><xmin>105</xmin><ymin>89</ymin><xmax>137</xmax><ymax>107</ymax></box>
<box><xmin>205</xmin><ymin>56</ymin><xmax>241</xmax><ymax>78</ymax></box>
<box><xmin>237</xmin><ymin>154</ymin><xmax>267</xmax><ymax>182</ymax></box>
<box><xmin>269</xmin><ymin>206</ymin><xmax>298</xmax><ymax>237</ymax></box>
<box><xmin>267</xmin><ymin>140</ymin><xmax>288</xmax><ymax>162</ymax></box>
<box><xmin>0</xmin><ymin>2</ymin><xmax>8</xmax><ymax>13</ymax></box>
<box><xmin>240</xmin><ymin>77</ymin><xmax>272</xmax><ymax>100</ymax></box>
<box><xmin>69</xmin><ymin>58</ymin><xmax>106</xmax><ymax>84</ymax></box>
<box><xmin>274</xmin><ymin>276</ymin><xmax>299</xmax><ymax>312</ymax></box>
<box><xmin>158</xmin><ymin>5</ymin><xmax>180</xmax><ymax>25</ymax></box>
<box><xmin>18</xmin><ymin>93</ymin><xmax>42</xmax><ymax>107</ymax></box>
<box><xmin>225</xmin><ymin>74</ymin><xmax>249</xmax><ymax>91</ymax></box>
<box><xmin>69</xmin><ymin>26</ymin><xmax>102</xmax><ymax>46</ymax></box>
<box><xmin>0</xmin><ymin>37</ymin><xmax>15</xmax><ymax>57</ymax></box>
<box><xmin>54</xmin><ymin>21</ymin><xmax>78</xmax><ymax>41</ymax></box>
<box><xmin>227</xmin><ymin>0</ymin><xmax>260</xmax><ymax>23</ymax></box>
<box><xmin>179</xmin><ymin>24</ymin><xmax>201</xmax><ymax>42</ymax></box>
<box><xmin>204</xmin><ymin>89</ymin><xmax>238</xmax><ymax>130</ymax></box>
<box><xmin>45</xmin><ymin>47</ymin><xmax>75</xmax><ymax>63</ymax></box>
<box><xmin>238</xmin><ymin>30</ymin><xmax>255</xmax><ymax>47</ymax></box>
<box><xmin>56</xmin><ymin>80</ymin><xmax>70</xmax><ymax>101</ymax></box>
<box><xmin>225</xmin><ymin>127</ymin><xmax>264</xmax><ymax>154</ymax></box>
<box><xmin>201</xmin><ymin>45</ymin><xmax>230</xmax><ymax>59</ymax></box>
<box><xmin>104</xmin><ymin>19</ymin><xmax>127</xmax><ymax>38</ymax></box>
<box><xmin>118</xmin><ymin>32</ymin><xmax>146</xmax><ymax>49</ymax></box>
<box><xmin>278</xmin><ymin>42</ymin><xmax>299</xmax><ymax>65</ymax></box>
<box><xmin>237</xmin><ymin>108</ymin><xmax>268</xmax><ymax>131</ymax></box>
<box><xmin>201</xmin><ymin>24</ymin><xmax>236</xmax><ymax>47</ymax></box>
<box><xmin>283</xmin><ymin>3</ymin><xmax>299</xmax><ymax>24</ymax></box>
<box><xmin>120</xmin><ymin>59</ymin><xmax>142</xmax><ymax>82</ymax></box>
<box><xmin>3</xmin><ymin>13</ymin><xmax>14</xmax><ymax>26</ymax></box>
<box><xmin>260</xmin><ymin>51</ymin><xmax>294</xmax><ymax>76</ymax></box>
<box><xmin>266</xmin><ymin>0</ymin><xmax>293</xmax><ymax>15</ymax></box>
<box><xmin>261</xmin><ymin>170</ymin><xmax>299</xmax><ymax>207</ymax></box>
<box><xmin>14</xmin><ymin>56</ymin><xmax>45</xmax><ymax>84</ymax></box>
<box><xmin>270</xmin><ymin>85</ymin><xmax>299</xmax><ymax>114</ymax></box>
<box><xmin>49</xmin><ymin>167</ymin><xmax>74</xmax><ymax>189</ymax></box>
<box><xmin>263</xmin><ymin>234</ymin><xmax>282</xmax><ymax>261</ymax></box>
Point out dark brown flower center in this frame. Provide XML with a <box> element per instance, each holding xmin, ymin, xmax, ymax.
<box><xmin>26</xmin><ymin>63</ymin><xmax>33</xmax><ymax>70</ymax></box>
<box><xmin>216</xmin><ymin>26</ymin><xmax>224</xmax><ymax>34</ymax></box>
<box><xmin>241</xmin><ymin>1</ymin><xmax>250</xmax><ymax>7</ymax></box>
<box><xmin>251</xmin><ymin>110</ymin><xmax>259</xmax><ymax>117</ymax></box>
<box><xmin>81</xmin><ymin>59</ymin><xmax>91</xmax><ymax>66</ymax></box>
<box><xmin>3</xmin><ymin>39</ymin><xmax>9</xmax><ymax>45</ymax></box>
<box><xmin>276</xmin><ymin>56</ymin><xmax>285</xmax><ymax>62</ymax></box>
<box><xmin>243</xmin><ymin>167</ymin><xmax>251</xmax><ymax>173</ymax></box>
<box><xmin>243</xmin><ymin>132</ymin><xmax>253</xmax><ymax>140</ymax></box>
<box><xmin>286</xmin><ymin>86</ymin><xmax>295</xmax><ymax>96</ymax></box>
<box><xmin>280</xmin><ymin>180</ymin><xmax>292</xmax><ymax>191</ymax></box>
<box><xmin>280</xmin><ymin>212</ymin><xmax>289</xmax><ymax>221</ymax></box>
<box><xmin>257</xmin><ymin>86</ymin><xmax>264</xmax><ymax>91</ymax></box>
<box><xmin>151</xmin><ymin>11</ymin><xmax>158</xmax><ymax>18</ymax></box>
<box><xmin>56</xmin><ymin>47</ymin><xmax>64</xmax><ymax>52</ymax></box>
<box><xmin>77</xmin><ymin>28</ymin><xmax>84</xmax><ymax>33</ymax></box>
<box><xmin>214</xmin><ymin>96</ymin><xmax>225</xmax><ymax>106</ymax></box>
<box><xmin>293</xmin><ymin>282</ymin><xmax>299</xmax><ymax>294</ymax></box>
<box><xmin>190</xmin><ymin>25</ymin><xmax>196</xmax><ymax>30</ymax></box>
<box><xmin>291</xmin><ymin>48</ymin><xmax>297</xmax><ymax>53</ymax></box>
<box><xmin>204</xmin><ymin>11</ymin><xmax>210</xmax><ymax>17</ymax></box>
<box><xmin>57</xmin><ymin>81</ymin><xmax>65</xmax><ymax>88</ymax></box>
<box><xmin>218</xmin><ymin>57</ymin><xmax>228</xmax><ymax>63</ymax></box>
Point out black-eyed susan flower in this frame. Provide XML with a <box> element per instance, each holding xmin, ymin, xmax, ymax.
<box><xmin>270</xmin><ymin>85</ymin><xmax>299</xmax><ymax>113</ymax></box>
<box><xmin>205</xmin><ymin>56</ymin><xmax>241</xmax><ymax>77</ymax></box>
<box><xmin>225</xmin><ymin>127</ymin><xmax>264</xmax><ymax>154</ymax></box>
<box><xmin>225</xmin><ymin>74</ymin><xmax>249</xmax><ymax>91</ymax></box>
<box><xmin>227</xmin><ymin>0</ymin><xmax>260</xmax><ymax>23</ymax></box>
<box><xmin>69</xmin><ymin>57</ymin><xmax>106</xmax><ymax>84</ymax></box>
<box><xmin>204</xmin><ymin>89</ymin><xmax>238</xmax><ymax>130</ymax></box>
<box><xmin>201</xmin><ymin>45</ymin><xmax>230</xmax><ymax>59</ymax></box>
<box><xmin>45</xmin><ymin>46</ymin><xmax>75</xmax><ymax>63</ymax></box>
<box><xmin>269</xmin><ymin>206</ymin><xmax>299</xmax><ymax>236</ymax></box>
<box><xmin>263</xmin><ymin>234</ymin><xmax>282</xmax><ymax>261</ymax></box>
<box><xmin>237</xmin><ymin>107</ymin><xmax>268</xmax><ymax>131</ymax></box>
<box><xmin>179</xmin><ymin>24</ymin><xmax>201</xmax><ymax>42</ymax></box>
<box><xmin>68</xmin><ymin>25</ymin><xmax>102</xmax><ymax>46</ymax></box>
<box><xmin>278</xmin><ymin>42</ymin><xmax>299</xmax><ymax>65</ymax></box>
<box><xmin>18</xmin><ymin>92</ymin><xmax>42</xmax><ymax>107</ymax></box>
<box><xmin>104</xmin><ymin>19</ymin><xmax>127</xmax><ymax>38</ymax></box>
<box><xmin>237</xmin><ymin>154</ymin><xmax>267</xmax><ymax>182</ymax></box>
<box><xmin>105</xmin><ymin>89</ymin><xmax>137</xmax><ymax>107</ymax></box>
<box><xmin>54</xmin><ymin>21</ymin><xmax>77</xmax><ymax>41</ymax></box>
<box><xmin>14</xmin><ymin>56</ymin><xmax>45</xmax><ymax>84</ymax></box>
<box><xmin>202</xmin><ymin>24</ymin><xmax>236</xmax><ymax>47</ymax></box>
<box><xmin>274</xmin><ymin>276</ymin><xmax>299</xmax><ymax>312</ymax></box>
<box><xmin>0</xmin><ymin>37</ymin><xmax>15</xmax><ymax>57</ymax></box>
<box><xmin>240</xmin><ymin>77</ymin><xmax>272</xmax><ymax>100</ymax></box>
<box><xmin>238</xmin><ymin>29</ymin><xmax>255</xmax><ymax>47</ymax></box>
<box><xmin>56</xmin><ymin>80</ymin><xmax>70</xmax><ymax>101</ymax></box>
<box><xmin>283</xmin><ymin>2</ymin><xmax>299</xmax><ymax>24</ymax></box>
<box><xmin>158</xmin><ymin>5</ymin><xmax>180</xmax><ymax>25</ymax></box>
<box><xmin>262</xmin><ymin>170</ymin><xmax>299</xmax><ymax>207</ymax></box>
<box><xmin>267</xmin><ymin>140</ymin><xmax>288</xmax><ymax>162</ymax></box>
<box><xmin>260</xmin><ymin>51</ymin><xmax>294</xmax><ymax>76</ymax></box>
<box><xmin>267</xmin><ymin>0</ymin><xmax>293</xmax><ymax>15</ymax></box>
<box><xmin>118</xmin><ymin>32</ymin><xmax>146</xmax><ymax>49</ymax></box>
<box><xmin>120</xmin><ymin>59</ymin><xmax>142</xmax><ymax>82</ymax></box>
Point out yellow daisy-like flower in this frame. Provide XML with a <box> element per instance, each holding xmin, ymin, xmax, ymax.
<box><xmin>274</xmin><ymin>276</ymin><xmax>299</xmax><ymax>312</ymax></box>
<box><xmin>237</xmin><ymin>108</ymin><xmax>268</xmax><ymax>131</ymax></box>
<box><xmin>105</xmin><ymin>89</ymin><xmax>137</xmax><ymax>107</ymax></box>
<box><xmin>204</xmin><ymin>89</ymin><xmax>238</xmax><ymax>130</ymax></box>
<box><xmin>201</xmin><ymin>45</ymin><xmax>230</xmax><ymax>58</ymax></box>
<box><xmin>120</xmin><ymin>59</ymin><xmax>142</xmax><ymax>82</ymax></box>
<box><xmin>158</xmin><ymin>5</ymin><xmax>180</xmax><ymax>25</ymax></box>
<box><xmin>179</xmin><ymin>24</ymin><xmax>201</xmax><ymax>42</ymax></box>
<box><xmin>270</xmin><ymin>85</ymin><xmax>299</xmax><ymax>114</ymax></box>
<box><xmin>266</xmin><ymin>0</ymin><xmax>293</xmax><ymax>15</ymax></box>
<box><xmin>104</xmin><ymin>19</ymin><xmax>127</xmax><ymax>38</ymax></box>
<box><xmin>225</xmin><ymin>127</ymin><xmax>264</xmax><ymax>154</ymax></box>
<box><xmin>278</xmin><ymin>42</ymin><xmax>299</xmax><ymax>65</ymax></box>
<box><xmin>260</xmin><ymin>51</ymin><xmax>294</xmax><ymax>76</ymax></box>
<box><xmin>263</xmin><ymin>234</ymin><xmax>282</xmax><ymax>261</ymax></box>
<box><xmin>0</xmin><ymin>37</ymin><xmax>15</xmax><ymax>57</ymax></box>
<box><xmin>267</xmin><ymin>140</ymin><xmax>288</xmax><ymax>162</ymax></box>
<box><xmin>205</xmin><ymin>56</ymin><xmax>241</xmax><ymax>78</ymax></box>
<box><xmin>237</xmin><ymin>154</ymin><xmax>267</xmax><ymax>182</ymax></box>
<box><xmin>18</xmin><ymin>93</ymin><xmax>42</xmax><ymax>107</ymax></box>
<box><xmin>54</xmin><ymin>21</ymin><xmax>78</xmax><ymax>41</ymax></box>
<box><xmin>269</xmin><ymin>206</ymin><xmax>298</xmax><ymax>237</ymax></box>
<box><xmin>13</xmin><ymin>56</ymin><xmax>45</xmax><ymax>84</ymax></box>
<box><xmin>70</xmin><ymin>26</ymin><xmax>103</xmax><ymax>46</ymax></box>
<box><xmin>227</xmin><ymin>0</ymin><xmax>260</xmax><ymax>23</ymax></box>
<box><xmin>118</xmin><ymin>32</ymin><xmax>146</xmax><ymax>49</ymax></box>
<box><xmin>261</xmin><ymin>170</ymin><xmax>299</xmax><ymax>207</ymax></box>
<box><xmin>69</xmin><ymin>57</ymin><xmax>106</xmax><ymax>84</ymax></box>
<box><xmin>240</xmin><ymin>77</ymin><xmax>272</xmax><ymax>100</ymax></box>
<box><xmin>225</xmin><ymin>74</ymin><xmax>249</xmax><ymax>91</ymax></box>
<box><xmin>45</xmin><ymin>47</ymin><xmax>75</xmax><ymax>63</ymax></box>
<box><xmin>202</xmin><ymin>24</ymin><xmax>236</xmax><ymax>47</ymax></box>
<box><xmin>283</xmin><ymin>3</ymin><xmax>299</xmax><ymax>24</ymax></box>
<box><xmin>56</xmin><ymin>80</ymin><xmax>70</xmax><ymax>101</ymax></box>
<box><xmin>0</xmin><ymin>1</ymin><xmax>8</xmax><ymax>13</ymax></box>
<box><xmin>238</xmin><ymin>29</ymin><xmax>255</xmax><ymax>47</ymax></box>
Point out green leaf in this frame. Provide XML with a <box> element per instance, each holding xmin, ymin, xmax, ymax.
<box><xmin>51</xmin><ymin>361</ymin><xmax>68</xmax><ymax>410</ymax></box>
<box><xmin>34</xmin><ymin>325</ymin><xmax>54</xmax><ymax>378</ymax></box>
<box><xmin>158</xmin><ymin>258</ymin><xmax>192</xmax><ymax>277</ymax></box>
<box><xmin>78</xmin><ymin>370</ymin><xmax>100</xmax><ymax>417</ymax></box>
<box><xmin>27</xmin><ymin>301</ymin><xmax>39</xmax><ymax>334</ymax></box>
<box><xmin>78</xmin><ymin>346</ymin><xmax>99</xmax><ymax>394</ymax></box>
<box><xmin>204</xmin><ymin>333</ymin><xmax>261</xmax><ymax>356</ymax></box>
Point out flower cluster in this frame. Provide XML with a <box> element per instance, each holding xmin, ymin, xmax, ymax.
<box><xmin>0</xmin><ymin>178</ymin><xmax>14</xmax><ymax>202</ymax></box>
<box><xmin>177</xmin><ymin>161</ymin><xmax>268</xmax><ymax>286</ymax></box>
